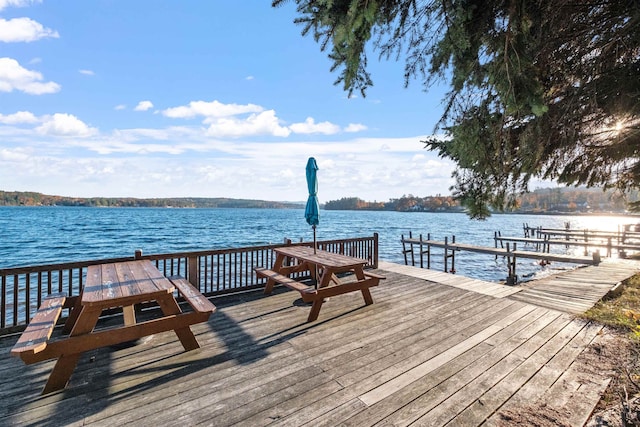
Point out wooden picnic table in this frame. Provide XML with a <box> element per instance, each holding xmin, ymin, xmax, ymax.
<box><xmin>255</xmin><ymin>246</ymin><xmax>384</xmax><ymax>322</ymax></box>
<box><xmin>10</xmin><ymin>259</ymin><xmax>216</xmax><ymax>394</ymax></box>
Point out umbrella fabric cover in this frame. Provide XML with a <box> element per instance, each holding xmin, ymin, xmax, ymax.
<box><xmin>305</xmin><ymin>157</ymin><xmax>319</xmax><ymax>227</ymax></box>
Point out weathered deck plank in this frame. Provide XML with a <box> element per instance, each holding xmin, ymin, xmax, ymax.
<box><xmin>377</xmin><ymin>261</ymin><xmax>522</xmax><ymax>298</ymax></box>
<box><xmin>0</xmin><ymin>266</ymin><xmax>631</xmax><ymax>426</ymax></box>
<box><xmin>507</xmin><ymin>259</ymin><xmax>640</xmax><ymax>313</ymax></box>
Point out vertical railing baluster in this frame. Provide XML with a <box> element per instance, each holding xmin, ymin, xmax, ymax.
<box><xmin>68</xmin><ymin>268</ymin><xmax>73</xmax><ymax>298</ymax></box>
<box><xmin>78</xmin><ymin>267</ymin><xmax>83</xmax><ymax>298</ymax></box>
<box><xmin>12</xmin><ymin>274</ymin><xmax>18</xmax><ymax>326</ymax></box>
<box><xmin>47</xmin><ymin>270</ymin><xmax>52</xmax><ymax>295</ymax></box>
<box><xmin>25</xmin><ymin>273</ymin><xmax>30</xmax><ymax>322</ymax></box>
<box><xmin>1</xmin><ymin>275</ymin><xmax>5</xmax><ymax>328</ymax></box>
<box><xmin>37</xmin><ymin>272</ymin><xmax>43</xmax><ymax>308</ymax></box>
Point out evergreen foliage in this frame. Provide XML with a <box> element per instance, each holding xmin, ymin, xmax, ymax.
<box><xmin>274</xmin><ymin>0</ymin><xmax>640</xmax><ymax>218</ymax></box>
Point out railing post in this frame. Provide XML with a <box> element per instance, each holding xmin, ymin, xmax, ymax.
<box><xmin>188</xmin><ymin>256</ymin><xmax>199</xmax><ymax>288</ymax></box>
<box><xmin>373</xmin><ymin>232</ymin><xmax>379</xmax><ymax>268</ymax></box>
<box><xmin>283</xmin><ymin>238</ymin><xmax>293</xmax><ymax>267</ymax></box>
<box><xmin>506</xmin><ymin>243</ymin><xmax>518</xmax><ymax>285</ymax></box>
<box><xmin>427</xmin><ymin>233</ymin><xmax>431</xmax><ymax>269</ymax></box>
<box><xmin>135</xmin><ymin>249</ymin><xmax>143</xmax><ymax>260</ymax></box>
<box><xmin>444</xmin><ymin>236</ymin><xmax>448</xmax><ymax>272</ymax></box>
<box><xmin>409</xmin><ymin>231</ymin><xmax>415</xmax><ymax>266</ymax></box>
<box><xmin>450</xmin><ymin>235</ymin><xmax>456</xmax><ymax>274</ymax></box>
<box><xmin>402</xmin><ymin>234</ymin><xmax>408</xmax><ymax>265</ymax></box>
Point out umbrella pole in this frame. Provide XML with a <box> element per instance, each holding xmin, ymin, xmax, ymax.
<box><xmin>313</xmin><ymin>225</ymin><xmax>319</xmax><ymax>289</ymax></box>
<box><xmin>313</xmin><ymin>225</ymin><xmax>317</xmax><ymax>254</ymax></box>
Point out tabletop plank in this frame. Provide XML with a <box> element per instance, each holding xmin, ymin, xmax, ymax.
<box><xmin>83</xmin><ymin>260</ymin><xmax>174</xmax><ymax>307</ymax></box>
<box><xmin>274</xmin><ymin>246</ymin><xmax>368</xmax><ymax>269</ymax></box>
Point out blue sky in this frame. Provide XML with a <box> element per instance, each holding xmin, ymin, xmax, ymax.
<box><xmin>0</xmin><ymin>0</ymin><xmax>457</xmax><ymax>202</ymax></box>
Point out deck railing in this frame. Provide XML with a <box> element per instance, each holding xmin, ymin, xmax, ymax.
<box><xmin>0</xmin><ymin>234</ymin><xmax>378</xmax><ymax>335</ymax></box>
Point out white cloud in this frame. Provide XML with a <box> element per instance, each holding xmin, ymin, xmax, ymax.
<box><xmin>134</xmin><ymin>100</ymin><xmax>154</xmax><ymax>111</ymax></box>
<box><xmin>0</xmin><ymin>0</ymin><xmax>40</xmax><ymax>11</ymax></box>
<box><xmin>0</xmin><ymin>126</ymin><xmax>456</xmax><ymax>200</ymax></box>
<box><xmin>206</xmin><ymin>110</ymin><xmax>291</xmax><ymax>138</ymax></box>
<box><xmin>289</xmin><ymin>117</ymin><xmax>340</xmax><ymax>135</ymax></box>
<box><xmin>0</xmin><ymin>147</ymin><xmax>31</xmax><ymax>161</ymax></box>
<box><xmin>162</xmin><ymin>100</ymin><xmax>263</xmax><ymax>120</ymax></box>
<box><xmin>0</xmin><ymin>57</ymin><xmax>60</xmax><ymax>94</ymax></box>
<box><xmin>114</xmin><ymin>104</ymin><xmax>126</xmax><ymax>110</ymax></box>
<box><xmin>79</xmin><ymin>69</ymin><xmax>94</xmax><ymax>76</ymax></box>
<box><xmin>245</xmin><ymin>75</ymin><xmax>254</xmax><ymax>80</ymax></box>
<box><xmin>344</xmin><ymin>123</ymin><xmax>367</xmax><ymax>133</ymax></box>
<box><xmin>35</xmin><ymin>113</ymin><xmax>97</xmax><ymax>137</ymax></box>
<box><xmin>0</xmin><ymin>110</ymin><xmax>38</xmax><ymax>124</ymax></box>
<box><xmin>0</xmin><ymin>17</ymin><xmax>59</xmax><ymax>42</ymax></box>
<box><xmin>161</xmin><ymin>100</ymin><xmax>294</xmax><ymax>138</ymax></box>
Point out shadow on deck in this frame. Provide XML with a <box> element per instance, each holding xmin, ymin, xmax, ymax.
<box><xmin>1</xmin><ymin>263</ymin><xmax>634</xmax><ymax>426</ymax></box>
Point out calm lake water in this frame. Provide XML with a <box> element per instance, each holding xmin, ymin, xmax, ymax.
<box><xmin>0</xmin><ymin>206</ymin><xmax>631</xmax><ymax>282</ymax></box>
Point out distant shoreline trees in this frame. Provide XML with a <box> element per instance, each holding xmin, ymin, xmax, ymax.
<box><xmin>2</xmin><ymin>187</ymin><xmax>638</xmax><ymax>214</ymax></box>
<box><xmin>0</xmin><ymin>191</ymin><xmax>301</xmax><ymax>209</ymax></box>
<box><xmin>324</xmin><ymin>188</ymin><xmax>640</xmax><ymax>214</ymax></box>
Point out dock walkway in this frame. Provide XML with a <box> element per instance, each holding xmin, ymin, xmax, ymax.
<box><xmin>508</xmin><ymin>259</ymin><xmax>640</xmax><ymax>313</ymax></box>
<box><xmin>1</xmin><ymin>260</ymin><xmax>639</xmax><ymax>426</ymax></box>
<box><xmin>401</xmin><ymin>235</ymin><xmax>598</xmax><ymax>266</ymax></box>
<box><xmin>381</xmin><ymin>258</ymin><xmax>640</xmax><ymax>315</ymax></box>
<box><xmin>495</xmin><ymin>235</ymin><xmax>640</xmax><ymax>255</ymax></box>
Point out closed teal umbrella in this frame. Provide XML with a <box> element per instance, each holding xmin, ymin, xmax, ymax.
<box><xmin>305</xmin><ymin>157</ymin><xmax>319</xmax><ymax>254</ymax></box>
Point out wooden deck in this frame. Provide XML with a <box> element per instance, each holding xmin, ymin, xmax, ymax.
<box><xmin>0</xmin><ymin>262</ymin><xmax>636</xmax><ymax>426</ymax></box>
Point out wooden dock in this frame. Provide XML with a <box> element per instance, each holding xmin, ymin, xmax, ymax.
<box><xmin>401</xmin><ymin>234</ymin><xmax>599</xmax><ymax>283</ymax></box>
<box><xmin>402</xmin><ymin>236</ymin><xmax>598</xmax><ymax>265</ymax></box>
<box><xmin>2</xmin><ymin>260</ymin><xmax>638</xmax><ymax>426</ymax></box>
<box><xmin>495</xmin><ymin>234</ymin><xmax>640</xmax><ymax>256</ymax></box>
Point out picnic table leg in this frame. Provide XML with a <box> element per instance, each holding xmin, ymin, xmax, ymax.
<box><xmin>43</xmin><ymin>354</ymin><xmax>83</xmax><ymax>394</ymax></box>
<box><xmin>354</xmin><ymin>266</ymin><xmax>375</xmax><ymax>305</ymax></box>
<box><xmin>122</xmin><ymin>305</ymin><xmax>136</xmax><ymax>325</ymax></box>
<box><xmin>62</xmin><ymin>296</ymin><xmax>83</xmax><ymax>334</ymax></box>
<box><xmin>307</xmin><ymin>298</ymin><xmax>324</xmax><ymax>322</ymax></box>
<box><xmin>264</xmin><ymin>253</ymin><xmax>288</xmax><ymax>295</ymax></box>
<box><xmin>44</xmin><ymin>307</ymin><xmax>102</xmax><ymax>394</ymax></box>
<box><xmin>361</xmin><ymin>287</ymin><xmax>374</xmax><ymax>305</ymax></box>
<box><xmin>156</xmin><ymin>295</ymin><xmax>200</xmax><ymax>351</ymax></box>
<box><xmin>264</xmin><ymin>278</ymin><xmax>276</xmax><ymax>295</ymax></box>
<box><xmin>318</xmin><ymin>268</ymin><xmax>337</xmax><ymax>288</ymax></box>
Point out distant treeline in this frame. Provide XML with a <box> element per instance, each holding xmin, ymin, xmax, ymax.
<box><xmin>324</xmin><ymin>187</ymin><xmax>640</xmax><ymax>213</ymax></box>
<box><xmin>324</xmin><ymin>195</ymin><xmax>461</xmax><ymax>212</ymax></box>
<box><xmin>0</xmin><ymin>191</ymin><xmax>302</xmax><ymax>209</ymax></box>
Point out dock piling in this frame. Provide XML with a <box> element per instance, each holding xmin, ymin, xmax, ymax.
<box><xmin>505</xmin><ymin>243</ymin><xmax>518</xmax><ymax>285</ymax></box>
